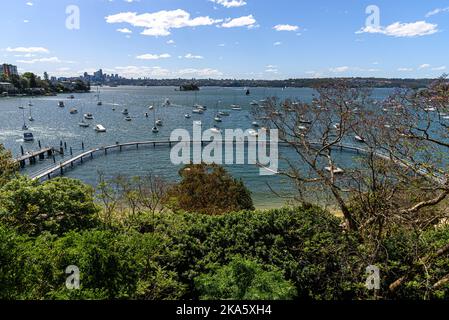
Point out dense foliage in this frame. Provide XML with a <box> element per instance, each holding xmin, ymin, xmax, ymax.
<box><xmin>0</xmin><ymin>177</ymin><xmax>99</xmax><ymax>236</ymax></box>
<box><xmin>167</xmin><ymin>164</ymin><xmax>255</xmax><ymax>215</ymax></box>
<box><xmin>1</xmin><ymin>185</ymin><xmax>448</xmax><ymax>300</ymax></box>
<box><xmin>1</xmin><ymin>72</ymin><xmax>90</xmax><ymax>95</ymax></box>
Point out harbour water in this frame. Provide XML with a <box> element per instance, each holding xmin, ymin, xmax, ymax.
<box><xmin>0</xmin><ymin>86</ymin><xmax>394</xmax><ymax>209</ymax></box>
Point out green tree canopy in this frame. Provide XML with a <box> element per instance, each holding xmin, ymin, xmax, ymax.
<box><xmin>168</xmin><ymin>164</ymin><xmax>254</xmax><ymax>215</ymax></box>
<box><xmin>0</xmin><ymin>144</ymin><xmax>18</xmax><ymax>186</ymax></box>
<box><xmin>0</xmin><ymin>177</ymin><xmax>99</xmax><ymax>236</ymax></box>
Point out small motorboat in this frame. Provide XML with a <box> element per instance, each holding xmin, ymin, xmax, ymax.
<box><xmin>297</xmin><ymin>125</ymin><xmax>308</xmax><ymax>131</ymax></box>
<box><xmin>122</xmin><ymin>109</ymin><xmax>129</xmax><ymax>115</ymax></box>
<box><xmin>152</xmin><ymin>126</ymin><xmax>159</xmax><ymax>133</ymax></box>
<box><xmin>214</xmin><ymin>116</ymin><xmax>222</xmax><ymax>122</ymax></box>
<box><xmin>156</xmin><ymin>119</ymin><xmax>163</xmax><ymax>126</ymax></box>
<box><xmin>252</xmin><ymin>121</ymin><xmax>260</xmax><ymax>127</ymax></box>
<box><xmin>354</xmin><ymin>135</ymin><xmax>365</xmax><ymax>143</ymax></box>
<box><xmin>193</xmin><ymin>109</ymin><xmax>204</xmax><ymax>114</ymax></box>
<box><xmin>325</xmin><ymin>166</ymin><xmax>344</xmax><ymax>175</ymax></box>
<box><xmin>185</xmin><ymin>114</ymin><xmax>191</xmax><ymax>119</ymax></box>
<box><xmin>149</xmin><ymin>105</ymin><xmax>154</xmax><ymax>110</ymax></box>
<box><xmin>97</xmin><ymin>101</ymin><xmax>103</xmax><ymax>106</ymax></box>
<box><xmin>58</xmin><ymin>101</ymin><xmax>65</xmax><ymax>108</ymax></box>
<box><xmin>194</xmin><ymin>104</ymin><xmax>206</xmax><ymax>110</ymax></box>
<box><xmin>18</xmin><ymin>105</ymin><xmax>25</xmax><ymax>110</ymax></box>
<box><xmin>164</xmin><ymin>98</ymin><xmax>171</xmax><ymax>106</ymax></box>
<box><xmin>219</xmin><ymin>111</ymin><xmax>230</xmax><ymax>116</ymax></box>
<box><xmin>95</xmin><ymin>124</ymin><xmax>106</xmax><ymax>132</ymax></box>
<box><xmin>68</xmin><ymin>95</ymin><xmax>75</xmax><ymax>99</ymax></box>
<box><xmin>231</xmin><ymin>105</ymin><xmax>242</xmax><ymax>111</ymax></box>
<box><xmin>70</xmin><ymin>108</ymin><xmax>78</xmax><ymax>114</ymax></box>
<box><xmin>248</xmin><ymin>129</ymin><xmax>258</xmax><ymax>137</ymax></box>
<box><xmin>23</xmin><ymin>132</ymin><xmax>34</xmax><ymax>142</ymax></box>
<box><xmin>250</xmin><ymin>101</ymin><xmax>259</xmax><ymax>106</ymax></box>
<box><xmin>145</xmin><ymin>113</ymin><xmax>149</xmax><ymax>118</ymax></box>
<box><xmin>84</xmin><ymin>113</ymin><xmax>94</xmax><ymax>120</ymax></box>
<box><xmin>194</xmin><ymin>121</ymin><xmax>202</xmax><ymax>126</ymax></box>
<box><xmin>125</xmin><ymin>116</ymin><xmax>132</xmax><ymax>121</ymax></box>
<box><xmin>210</xmin><ymin>127</ymin><xmax>221</xmax><ymax>134</ymax></box>
<box><xmin>79</xmin><ymin>120</ymin><xmax>90</xmax><ymax>128</ymax></box>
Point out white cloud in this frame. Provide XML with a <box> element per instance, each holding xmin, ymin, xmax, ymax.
<box><xmin>273</xmin><ymin>24</ymin><xmax>299</xmax><ymax>32</ymax></box>
<box><xmin>210</xmin><ymin>0</ymin><xmax>247</xmax><ymax>8</ymax></box>
<box><xmin>178</xmin><ymin>68</ymin><xmax>223</xmax><ymax>78</ymax></box>
<box><xmin>184</xmin><ymin>53</ymin><xmax>204</xmax><ymax>59</ymax></box>
<box><xmin>117</xmin><ymin>28</ymin><xmax>132</xmax><ymax>34</ymax></box>
<box><xmin>26</xmin><ymin>2</ymin><xmax>33</xmax><ymax>6</ymax></box>
<box><xmin>329</xmin><ymin>66</ymin><xmax>350</xmax><ymax>73</ymax></box>
<box><xmin>418</xmin><ymin>64</ymin><xmax>431</xmax><ymax>69</ymax></box>
<box><xmin>273</xmin><ymin>41</ymin><xmax>282</xmax><ymax>46</ymax></box>
<box><xmin>166</xmin><ymin>39</ymin><xmax>175</xmax><ymax>44</ymax></box>
<box><xmin>7</xmin><ymin>46</ymin><xmax>49</xmax><ymax>53</ymax></box>
<box><xmin>432</xmin><ymin>66</ymin><xmax>447</xmax><ymax>71</ymax></box>
<box><xmin>16</xmin><ymin>57</ymin><xmax>61</xmax><ymax>64</ymax></box>
<box><xmin>398</xmin><ymin>67</ymin><xmax>413</xmax><ymax>72</ymax></box>
<box><xmin>425</xmin><ymin>7</ymin><xmax>449</xmax><ymax>18</ymax></box>
<box><xmin>221</xmin><ymin>15</ymin><xmax>256</xmax><ymax>28</ymax></box>
<box><xmin>136</xmin><ymin>53</ymin><xmax>171</xmax><ymax>60</ymax></box>
<box><xmin>356</xmin><ymin>21</ymin><xmax>438</xmax><ymax>37</ymax></box>
<box><xmin>14</xmin><ymin>53</ymin><xmax>36</xmax><ymax>58</ymax></box>
<box><xmin>113</xmin><ymin>66</ymin><xmax>171</xmax><ymax>78</ymax></box>
<box><xmin>105</xmin><ymin>9</ymin><xmax>222</xmax><ymax>37</ymax></box>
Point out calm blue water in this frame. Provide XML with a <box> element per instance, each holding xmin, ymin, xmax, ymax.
<box><xmin>0</xmin><ymin>86</ymin><xmax>395</xmax><ymax>208</ymax></box>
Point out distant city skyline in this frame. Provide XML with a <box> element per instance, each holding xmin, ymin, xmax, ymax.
<box><xmin>1</xmin><ymin>0</ymin><xmax>448</xmax><ymax>79</ymax></box>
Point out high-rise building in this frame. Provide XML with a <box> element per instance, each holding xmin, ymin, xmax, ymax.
<box><xmin>1</xmin><ymin>64</ymin><xmax>19</xmax><ymax>78</ymax></box>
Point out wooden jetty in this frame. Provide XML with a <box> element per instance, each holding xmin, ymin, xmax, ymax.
<box><xmin>15</xmin><ymin>147</ymin><xmax>55</xmax><ymax>168</ymax></box>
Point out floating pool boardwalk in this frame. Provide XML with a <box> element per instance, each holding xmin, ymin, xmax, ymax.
<box><xmin>25</xmin><ymin>139</ymin><xmax>445</xmax><ymax>185</ymax></box>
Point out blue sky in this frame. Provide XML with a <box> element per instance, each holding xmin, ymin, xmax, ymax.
<box><xmin>1</xmin><ymin>0</ymin><xmax>448</xmax><ymax>79</ymax></box>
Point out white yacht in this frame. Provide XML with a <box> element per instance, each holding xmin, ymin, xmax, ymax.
<box><xmin>152</xmin><ymin>126</ymin><xmax>159</xmax><ymax>133</ymax></box>
<box><xmin>185</xmin><ymin>114</ymin><xmax>191</xmax><ymax>119</ymax></box>
<box><xmin>214</xmin><ymin>116</ymin><xmax>222</xmax><ymax>122</ymax></box>
<box><xmin>156</xmin><ymin>119</ymin><xmax>163</xmax><ymax>126</ymax></box>
<box><xmin>28</xmin><ymin>106</ymin><xmax>34</xmax><ymax>122</ymax></box>
<box><xmin>193</xmin><ymin>109</ymin><xmax>204</xmax><ymax>114</ymax></box>
<box><xmin>210</xmin><ymin>127</ymin><xmax>221</xmax><ymax>134</ymax></box>
<box><xmin>248</xmin><ymin>129</ymin><xmax>258</xmax><ymax>137</ymax></box>
<box><xmin>325</xmin><ymin>166</ymin><xmax>344</xmax><ymax>174</ymax></box>
<box><xmin>231</xmin><ymin>105</ymin><xmax>242</xmax><ymax>111</ymax></box>
<box><xmin>354</xmin><ymin>135</ymin><xmax>365</xmax><ymax>143</ymax></box>
<box><xmin>84</xmin><ymin>113</ymin><xmax>94</xmax><ymax>120</ymax></box>
<box><xmin>252</xmin><ymin>121</ymin><xmax>260</xmax><ymax>127</ymax></box>
<box><xmin>70</xmin><ymin>108</ymin><xmax>78</xmax><ymax>114</ymax></box>
<box><xmin>219</xmin><ymin>111</ymin><xmax>230</xmax><ymax>116</ymax></box>
<box><xmin>125</xmin><ymin>116</ymin><xmax>132</xmax><ymax>121</ymax></box>
<box><xmin>95</xmin><ymin>124</ymin><xmax>106</xmax><ymax>132</ymax></box>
